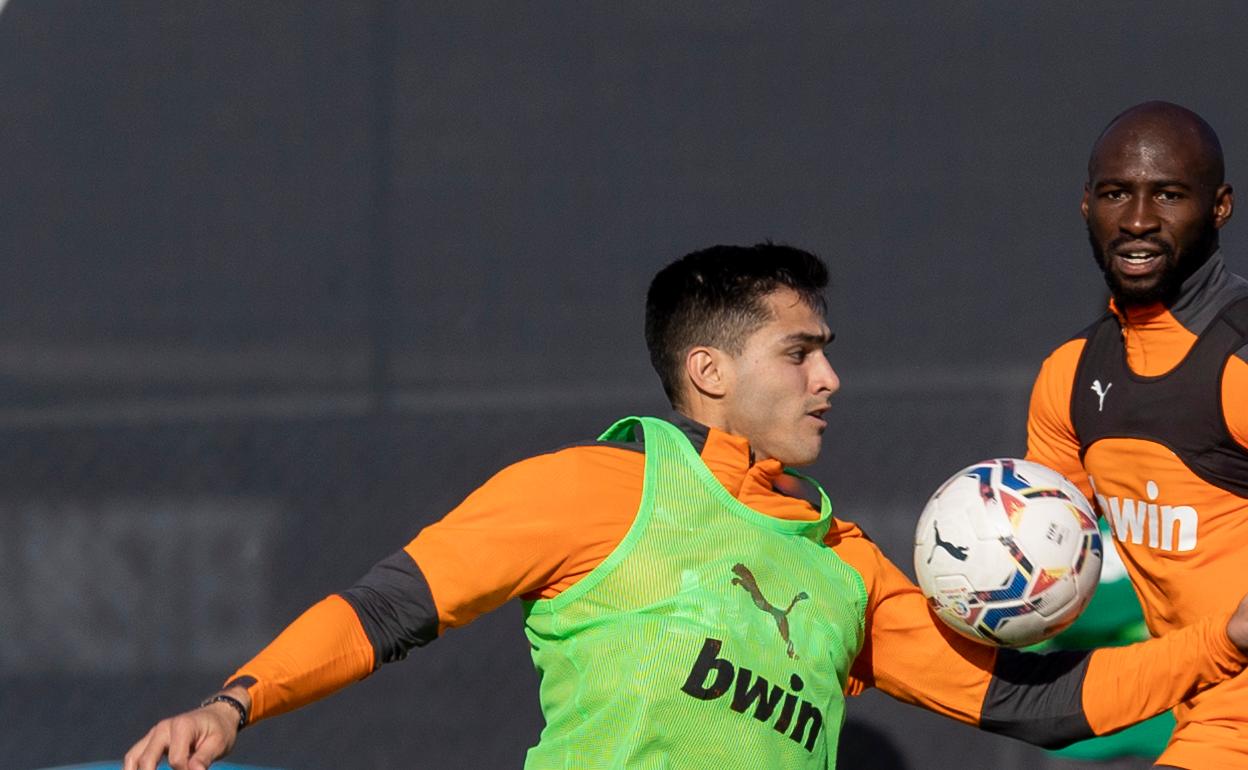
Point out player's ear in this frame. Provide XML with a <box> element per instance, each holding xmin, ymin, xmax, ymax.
<box><xmin>686</xmin><ymin>346</ymin><xmax>730</xmax><ymax>399</ymax></box>
<box><xmin>1214</xmin><ymin>183</ymin><xmax>1234</xmax><ymax>229</ymax></box>
<box><xmin>1080</xmin><ymin>183</ymin><xmax>1091</xmax><ymax>220</ymax></box>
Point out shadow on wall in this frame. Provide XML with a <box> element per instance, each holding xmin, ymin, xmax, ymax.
<box><xmin>839</xmin><ymin>718</ymin><xmax>911</xmax><ymax>769</ymax></box>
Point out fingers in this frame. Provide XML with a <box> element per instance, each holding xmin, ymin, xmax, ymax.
<box><xmin>123</xmin><ymin>708</ymin><xmax>233</xmax><ymax>770</ymax></box>
<box><xmin>189</xmin><ymin>730</ymin><xmax>228</xmax><ymax>770</ymax></box>
<box><xmin>167</xmin><ymin>715</ymin><xmax>195</xmax><ymax>769</ymax></box>
<box><xmin>124</xmin><ymin>721</ymin><xmax>171</xmax><ymax>770</ymax></box>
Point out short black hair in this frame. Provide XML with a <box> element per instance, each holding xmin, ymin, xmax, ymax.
<box><xmin>644</xmin><ymin>243</ymin><xmax>829</xmax><ymax>408</ymax></box>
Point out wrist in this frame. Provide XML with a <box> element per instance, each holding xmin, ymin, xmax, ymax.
<box><xmin>200</xmin><ymin>693</ymin><xmax>249</xmax><ymax>731</ymax></box>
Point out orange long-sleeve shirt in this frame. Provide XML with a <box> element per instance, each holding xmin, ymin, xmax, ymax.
<box><xmin>1028</xmin><ymin>253</ymin><xmax>1248</xmax><ymax>768</ymax></box>
<box><xmin>229</xmin><ymin>416</ymin><xmax>1246</xmax><ymax>752</ymax></box>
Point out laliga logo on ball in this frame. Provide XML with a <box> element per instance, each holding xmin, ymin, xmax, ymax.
<box><xmin>913</xmin><ymin>458</ymin><xmax>1102</xmax><ymax>648</ymax></box>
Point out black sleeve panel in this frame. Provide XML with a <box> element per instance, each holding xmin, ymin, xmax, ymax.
<box><xmin>979</xmin><ymin>648</ymin><xmax>1094</xmax><ymax>749</ymax></box>
<box><xmin>337</xmin><ymin>549</ymin><xmax>440</xmax><ymax>670</ymax></box>
<box><xmin>222</xmin><ymin>674</ymin><xmax>257</xmax><ymax>691</ymax></box>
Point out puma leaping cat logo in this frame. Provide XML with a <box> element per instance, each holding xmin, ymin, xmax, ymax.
<box><xmin>1091</xmin><ymin>379</ymin><xmax>1112</xmax><ymax>412</ymax></box>
<box><xmin>730</xmin><ymin>563</ymin><xmax>808</xmax><ymax>659</ymax></box>
<box><xmin>928</xmin><ymin>522</ymin><xmax>969</xmax><ymax>563</ymax></box>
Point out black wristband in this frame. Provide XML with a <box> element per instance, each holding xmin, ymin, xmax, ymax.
<box><xmin>200</xmin><ymin>693</ymin><xmax>248</xmax><ymax>731</ymax></box>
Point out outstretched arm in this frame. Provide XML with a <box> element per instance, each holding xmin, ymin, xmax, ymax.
<box><xmin>982</xmin><ymin>598</ymin><xmax>1247</xmax><ymax>746</ymax></box>
<box><xmin>122</xmin><ymin>591</ymin><xmax>378</xmax><ymax>770</ymax></box>
<box><xmin>123</xmin><ymin>552</ymin><xmax>447</xmax><ymax>770</ymax></box>
<box><xmin>831</xmin><ymin>521</ymin><xmax>1248</xmax><ymax>747</ymax></box>
<box><xmin>122</xmin><ymin>444</ymin><xmax>640</xmax><ymax>770</ymax></box>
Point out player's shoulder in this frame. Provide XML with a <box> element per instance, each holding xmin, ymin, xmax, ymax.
<box><xmin>523</xmin><ymin>413</ymin><xmax>709</xmax><ymax>471</ymax></box>
<box><xmin>1037</xmin><ymin>333</ymin><xmax>1090</xmax><ymax>383</ymax></box>
<box><xmin>1228</xmin><ymin>297</ymin><xmax>1248</xmax><ymax>366</ymax></box>
<box><xmin>1030</xmin><ymin>311</ymin><xmax>1104</xmax><ymax>374</ymax></box>
<box><xmin>825</xmin><ymin>516</ymin><xmax>868</xmax><ymax>543</ymax></box>
<box><xmin>1223</xmin><ymin>353</ymin><xmax>1248</xmax><ymax>449</ymax></box>
<box><xmin>471</xmin><ymin>440</ymin><xmax>644</xmax><ymax>514</ymax></box>
<box><xmin>823</xmin><ymin>517</ymin><xmax>908</xmax><ymax>601</ymax></box>
<box><xmin>1070</xmin><ymin>308</ymin><xmax>1114</xmax><ymax>341</ymax></box>
<box><xmin>824</xmin><ymin>517</ymin><xmax>883</xmax><ymax>561</ymax></box>
<box><xmin>1221</xmin><ymin>349</ymin><xmax>1248</xmax><ymax>401</ymax></box>
<box><xmin>487</xmin><ymin>417</ymin><xmax>674</xmax><ymax>487</ymax></box>
<box><xmin>500</xmin><ymin>438</ymin><xmax>644</xmax><ymax>478</ymax></box>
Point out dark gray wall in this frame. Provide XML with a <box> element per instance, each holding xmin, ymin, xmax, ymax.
<box><xmin>3</xmin><ymin>2</ymin><xmax>1245</xmax><ymax>768</ymax></box>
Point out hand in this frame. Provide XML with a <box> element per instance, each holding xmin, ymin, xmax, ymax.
<box><xmin>123</xmin><ymin>695</ymin><xmax>245</xmax><ymax>770</ymax></box>
<box><xmin>1227</xmin><ymin>592</ymin><xmax>1248</xmax><ymax>654</ymax></box>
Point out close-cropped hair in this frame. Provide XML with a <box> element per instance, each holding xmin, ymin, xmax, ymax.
<box><xmin>645</xmin><ymin>243</ymin><xmax>829</xmax><ymax>407</ymax></box>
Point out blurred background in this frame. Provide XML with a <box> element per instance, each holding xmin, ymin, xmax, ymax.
<box><xmin>2</xmin><ymin>2</ymin><xmax>1246</xmax><ymax>768</ymax></box>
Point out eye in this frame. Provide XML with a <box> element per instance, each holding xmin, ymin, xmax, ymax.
<box><xmin>1101</xmin><ymin>190</ymin><xmax>1128</xmax><ymax>201</ymax></box>
<box><xmin>1156</xmin><ymin>190</ymin><xmax>1184</xmax><ymax>202</ymax></box>
<box><xmin>788</xmin><ymin>348</ymin><xmax>808</xmax><ymax>363</ymax></box>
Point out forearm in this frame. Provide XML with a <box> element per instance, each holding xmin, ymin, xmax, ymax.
<box><xmin>981</xmin><ymin>613</ymin><xmax>1246</xmax><ymax>748</ymax></box>
<box><xmin>851</xmin><ymin>554</ymin><xmax>1246</xmax><ymax>747</ymax></box>
<box><xmin>226</xmin><ymin>594</ymin><xmax>375</xmax><ymax>723</ymax></box>
<box><xmin>227</xmin><ymin>549</ymin><xmax>442</xmax><ymax>723</ymax></box>
<box><xmin>1080</xmin><ymin>612</ymin><xmax>1246</xmax><ymax>735</ymax></box>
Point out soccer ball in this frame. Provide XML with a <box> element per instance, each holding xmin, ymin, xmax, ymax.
<box><xmin>913</xmin><ymin>458</ymin><xmax>1102</xmax><ymax>648</ymax></box>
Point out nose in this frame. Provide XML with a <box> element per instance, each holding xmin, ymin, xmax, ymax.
<box><xmin>1122</xmin><ymin>195</ymin><xmax>1161</xmax><ymax>237</ymax></box>
<box><xmin>812</xmin><ymin>355</ymin><xmax>840</xmax><ymax>396</ymax></box>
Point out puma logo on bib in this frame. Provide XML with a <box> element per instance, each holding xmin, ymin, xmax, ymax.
<box><xmin>731</xmin><ymin>563</ymin><xmax>808</xmax><ymax>659</ymax></box>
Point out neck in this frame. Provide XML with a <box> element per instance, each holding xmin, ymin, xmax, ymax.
<box><xmin>673</xmin><ymin>404</ymin><xmax>762</xmax><ymax>460</ymax></box>
<box><xmin>676</xmin><ymin>391</ymin><xmax>729</xmax><ymax>435</ymax></box>
<box><xmin>674</xmin><ymin>403</ymin><xmax>723</xmax><ymax>434</ymax></box>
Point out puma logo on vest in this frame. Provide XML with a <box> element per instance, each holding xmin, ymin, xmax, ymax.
<box><xmin>1091</xmin><ymin>379</ymin><xmax>1112</xmax><ymax>412</ymax></box>
<box><xmin>731</xmin><ymin>563</ymin><xmax>808</xmax><ymax>659</ymax></box>
<box><xmin>927</xmin><ymin>522</ymin><xmax>969</xmax><ymax>563</ymax></box>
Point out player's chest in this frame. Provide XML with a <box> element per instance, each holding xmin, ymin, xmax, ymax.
<box><xmin>1084</xmin><ymin>440</ymin><xmax>1248</xmax><ymax>555</ymax></box>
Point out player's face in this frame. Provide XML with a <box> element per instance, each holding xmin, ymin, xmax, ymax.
<box><xmin>721</xmin><ymin>289</ymin><xmax>839</xmax><ymax>466</ymax></box>
<box><xmin>1082</xmin><ymin>128</ymin><xmax>1232</xmax><ymax>306</ymax></box>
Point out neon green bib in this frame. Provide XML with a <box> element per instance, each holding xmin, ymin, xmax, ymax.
<box><xmin>523</xmin><ymin>416</ymin><xmax>867</xmax><ymax>769</ymax></box>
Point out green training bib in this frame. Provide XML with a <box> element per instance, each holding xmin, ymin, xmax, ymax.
<box><xmin>523</xmin><ymin>416</ymin><xmax>867</xmax><ymax>769</ymax></box>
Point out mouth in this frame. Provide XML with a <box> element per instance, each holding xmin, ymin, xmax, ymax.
<box><xmin>1110</xmin><ymin>242</ymin><xmax>1169</xmax><ymax>277</ymax></box>
<box><xmin>805</xmin><ymin>407</ymin><xmax>829</xmax><ymax>430</ymax></box>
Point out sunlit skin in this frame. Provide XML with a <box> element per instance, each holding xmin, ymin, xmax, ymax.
<box><xmin>1082</xmin><ymin>102</ymin><xmax>1233</xmax><ymax>307</ymax></box>
<box><xmin>680</xmin><ymin>288</ymin><xmax>839</xmax><ymax>466</ymax></box>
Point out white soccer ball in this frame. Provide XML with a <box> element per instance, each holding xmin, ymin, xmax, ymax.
<box><xmin>913</xmin><ymin>458</ymin><xmax>1102</xmax><ymax>648</ymax></box>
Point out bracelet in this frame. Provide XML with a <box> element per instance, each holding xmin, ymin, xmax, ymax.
<box><xmin>200</xmin><ymin>693</ymin><xmax>248</xmax><ymax>731</ymax></box>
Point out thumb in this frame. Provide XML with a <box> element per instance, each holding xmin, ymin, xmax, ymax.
<box><xmin>188</xmin><ymin>732</ymin><xmax>226</xmax><ymax>770</ymax></box>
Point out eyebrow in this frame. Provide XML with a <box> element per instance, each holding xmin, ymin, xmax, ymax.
<box><xmin>1094</xmin><ymin>177</ymin><xmax>1193</xmax><ymax>190</ymax></box>
<box><xmin>781</xmin><ymin>331</ymin><xmax>835</xmax><ymax>346</ymax></box>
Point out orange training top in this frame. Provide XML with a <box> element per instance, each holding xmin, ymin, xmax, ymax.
<box><xmin>1028</xmin><ymin>253</ymin><xmax>1248</xmax><ymax>768</ymax></box>
<box><xmin>229</xmin><ymin>416</ymin><xmax>1245</xmax><ymax>749</ymax></box>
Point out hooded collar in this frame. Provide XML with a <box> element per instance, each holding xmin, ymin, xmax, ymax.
<box><xmin>1104</xmin><ymin>251</ymin><xmax>1248</xmax><ymax>375</ymax></box>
